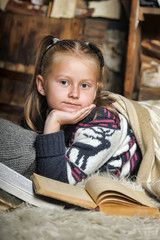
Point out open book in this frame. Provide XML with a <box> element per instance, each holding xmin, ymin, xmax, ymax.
<box><xmin>31</xmin><ymin>173</ymin><xmax>160</xmax><ymax>218</ymax></box>
<box><xmin>0</xmin><ymin>163</ymin><xmax>60</xmax><ymax>210</ymax></box>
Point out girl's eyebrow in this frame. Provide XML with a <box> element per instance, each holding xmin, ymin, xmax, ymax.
<box><xmin>80</xmin><ymin>79</ymin><xmax>96</xmax><ymax>83</ymax></box>
<box><xmin>54</xmin><ymin>74</ymin><xmax>70</xmax><ymax>79</ymax></box>
<box><xmin>56</xmin><ymin>75</ymin><xmax>95</xmax><ymax>82</ymax></box>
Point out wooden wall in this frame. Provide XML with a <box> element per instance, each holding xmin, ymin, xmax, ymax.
<box><xmin>0</xmin><ymin>11</ymin><xmax>125</xmax><ymax>124</ymax></box>
<box><xmin>0</xmin><ymin>12</ymin><xmax>85</xmax><ymax>67</ymax></box>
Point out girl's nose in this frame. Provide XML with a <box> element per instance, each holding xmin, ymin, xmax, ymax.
<box><xmin>68</xmin><ymin>86</ymin><xmax>79</xmax><ymax>99</ymax></box>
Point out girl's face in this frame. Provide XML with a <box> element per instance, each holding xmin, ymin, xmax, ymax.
<box><xmin>37</xmin><ymin>54</ymin><xmax>99</xmax><ymax>112</ymax></box>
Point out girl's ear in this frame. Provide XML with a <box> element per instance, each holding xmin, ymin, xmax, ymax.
<box><xmin>36</xmin><ymin>75</ymin><xmax>46</xmax><ymax>96</ymax></box>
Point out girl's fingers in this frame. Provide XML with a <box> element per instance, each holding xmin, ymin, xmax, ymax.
<box><xmin>77</xmin><ymin>104</ymin><xmax>96</xmax><ymax>115</ymax></box>
<box><xmin>72</xmin><ymin>104</ymin><xmax>96</xmax><ymax>122</ymax></box>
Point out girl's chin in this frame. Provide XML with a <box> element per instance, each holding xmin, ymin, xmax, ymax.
<box><xmin>60</xmin><ymin>105</ymin><xmax>83</xmax><ymax>112</ymax></box>
<box><xmin>64</xmin><ymin>109</ymin><xmax>81</xmax><ymax>113</ymax></box>
<box><xmin>56</xmin><ymin>108</ymin><xmax>81</xmax><ymax>113</ymax></box>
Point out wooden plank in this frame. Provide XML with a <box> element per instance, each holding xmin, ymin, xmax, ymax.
<box><xmin>139</xmin><ymin>7</ymin><xmax>160</xmax><ymax>18</ymax></box>
<box><xmin>0</xmin><ymin>68</ymin><xmax>32</xmax><ymax>83</ymax></box>
<box><xmin>0</xmin><ymin>61</ymin><xmax>34</xmax><ymax>74</ymax></box>
<box><xmin>84</xmin><ymin>18</ymin><xmax>108</xmax><ymax>44</ymax></box>
<box><xmin>124</xmin><ymin>0</ymin><xmax>139</xmax><ymax>99</ymax></box>
<box><xmin>0</xmin><ymin>12</ymin><xmax>85</xmax><ymax>66</ymax></box>
<box><xmin>0</xmin><ymin>73</ymin><xmax>29</xmax><ymax>107</ymax></box>
<box><xmin>138</xmin><ymin>86</ymin><xmax>160</xmax><ymax>100</ymax></box>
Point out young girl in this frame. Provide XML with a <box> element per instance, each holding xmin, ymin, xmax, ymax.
<box><xmin>24</xmin><ymin>35</ymin><xmax>142</xmax><ymax>185</ymax></box>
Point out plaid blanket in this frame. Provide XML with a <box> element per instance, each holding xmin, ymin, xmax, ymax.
<box><xmin>110</xmin><ymin>93</ymin><xmax>160</xmax><ymax>199</ymax></box>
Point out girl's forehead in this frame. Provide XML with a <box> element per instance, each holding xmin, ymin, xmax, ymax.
<box><xmin>47</xmin><ymin>53</ymin><xmax>99</xmax><ymax>81</ymax></box>
<box><xmin>53</xmin><ymin>53</ymin><xmax>98</xmax><ymax>67</ymax></box>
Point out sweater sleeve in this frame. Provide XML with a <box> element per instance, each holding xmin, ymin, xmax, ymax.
<box><xmin>36</xmin><ymin>130</ymin><xmax>68</xmax><ymax>183</ymax></box>
<box><xmin>36</xmin><ymin>109</ymin><xmax>126</xmax><ymax>185</ymax></box>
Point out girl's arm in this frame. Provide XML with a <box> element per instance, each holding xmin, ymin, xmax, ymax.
<box><xmin>36</xmin><ymin>130</ymin><xmax>69</xmax><ymax>183</ymax></box>
<box><xmin>43</xmin><ymin>105</ymin><xmax>95</xmax><ymax>134</ymax></box>
<box><xmin>36</xmin><ymin>104</ymin><xmax>96</xmax><ymax>183</ymax></box>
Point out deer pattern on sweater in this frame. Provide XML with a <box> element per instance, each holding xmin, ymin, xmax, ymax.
<box><xmin>36</xmin><ymin>107</ymin><xmax>141</xmax><ymax>185</ymax></box>
<box><xmin>65</xmin><ymin>109</ymin><xmax>140</xmax><ymax>184</ymax></box>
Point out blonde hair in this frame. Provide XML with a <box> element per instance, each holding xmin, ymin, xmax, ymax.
<box><xmin>24</xmin><ymin>35</ymin><xmax>118</xmax><ymax>132</ymax></box>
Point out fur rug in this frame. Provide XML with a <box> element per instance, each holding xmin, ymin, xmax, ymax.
<box><xmin>1</xmin><ymin>204</ymin><xmax>160</xmax><ymax>240</ymax></box>
<box><xmin>0</xmin><ymin>177</ymin><xmax>160</xmax><ymax>240</ymax></box>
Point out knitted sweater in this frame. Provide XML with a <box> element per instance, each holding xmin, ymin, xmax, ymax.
<box><xmin>36</xmin><ymin>107</ymin><xmax>142</xmax><ymax>184</ymax></box>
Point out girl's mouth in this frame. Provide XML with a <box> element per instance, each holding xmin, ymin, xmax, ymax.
<box><xmin>64</xmin><ymin>102</ymin><xmax>81</xmax><ymax>108</ymax></box>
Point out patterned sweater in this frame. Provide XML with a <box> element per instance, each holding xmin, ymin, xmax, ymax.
<box><xmin>36</xmin><ymin>107</ymin><xmax>142</xmax><ymax>184</ymax></box>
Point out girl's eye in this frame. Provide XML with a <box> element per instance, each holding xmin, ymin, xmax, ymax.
<box><xmin>81</xmin><ymin>83</ymin><xmax>89</xmax><ymax>89</ymax></box>
<box><xmin>60</xmin><ymin>80</ymin><xmax>69</xmax><ymax>86</ymax></box>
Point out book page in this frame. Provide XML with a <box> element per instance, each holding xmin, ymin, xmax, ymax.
<box><xmin>0</xmin><ymin>178</ymin><xmax>56</xmax><ymax>209</ymax></box>
<box><xmin>0</xmin><ymin>163</ymin><xmax>33</xmax><ymax>195</ymax></box>
<box><xmin>97</xmin><ymin>192</ymin><xmax>139</xmax><ymax>206</ymax></box>
<box><xmin>0</xmin><ymin>164</ymin><xmax>59</xmax><ymax>209</ymax></box>
<box><xmin>31</xmin><ymin>173</ymin><xmax>97</xmax><ymax>209</ymax></box>
<box><xmin>85</xmin><ymin>176</ymin><xmax>156</xmax><ymax>208</ymax></box>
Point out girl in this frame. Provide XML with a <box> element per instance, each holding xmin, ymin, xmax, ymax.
<box><xmin>24</xmin><ymin>35</ymin><xmax>142</xmax><ymax>185</ymax></box>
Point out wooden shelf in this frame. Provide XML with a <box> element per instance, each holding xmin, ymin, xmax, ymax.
<box><xmin>139</xmin><ymin>7</ymin><xmax>160</xmax><ymax>21</ymax></box>
<box><xmin>124</xmin><ymin>0</ymin><xmax>160</xmax><ymax>100</ymax></box>
<box><xmin>140</xmin><ymin>7</ymin><xmax>160</xmax><ymax>15</ymax></box>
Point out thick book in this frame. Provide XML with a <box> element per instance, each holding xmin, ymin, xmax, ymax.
<box><xmin>0</xmin><ymin>163</ymin><xmax>59</xmax><ymax>209</ymax></box>
<box><xmin>31</xmin><ymin>173</ymin><xmax>160</xmax><ymax>218</ymax></box>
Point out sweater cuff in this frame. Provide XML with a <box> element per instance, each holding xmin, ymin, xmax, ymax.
<box><xmin>36</xmin><ymin>130</ymin><xmax>65</xmax><ymax>157</ymax></box>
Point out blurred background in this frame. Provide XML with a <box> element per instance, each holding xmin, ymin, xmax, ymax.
<box><xmin>0</xmin><ymin>0</ymin><xmax>160</xmax><ymax>123</ymax></box>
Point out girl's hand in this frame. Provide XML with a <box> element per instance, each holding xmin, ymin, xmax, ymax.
<box><xmin>43</xmin><ymin>104</ymin><xmax>96</xmax><ymax>134</ymax></box>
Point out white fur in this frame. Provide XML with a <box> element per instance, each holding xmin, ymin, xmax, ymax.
<box><xmin>1</xmin><ymin>175</ymin><xmax>160</xmax><ymax>240</ymax></box>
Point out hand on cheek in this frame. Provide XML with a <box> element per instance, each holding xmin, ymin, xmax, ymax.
<box><xmin>43</xmin><ymin>104</ymin><xmax>96</xmax><ymax>134</ymax></box>
<box><xmin>65</xmin><ymin>104</ymin><xmax>96</xmax><ymax>125</ymax></box>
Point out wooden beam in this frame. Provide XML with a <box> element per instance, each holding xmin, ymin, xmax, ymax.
<box><xmin>124</xmin><ymin>0</ymin><xmax>139</xmax><ymax>99</ymax></box>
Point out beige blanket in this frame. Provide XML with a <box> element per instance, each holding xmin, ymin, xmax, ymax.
<box><xmin>110</xmin><ymin>93</ymin><xmax>160</xmax><ymax>199</ymax></box>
